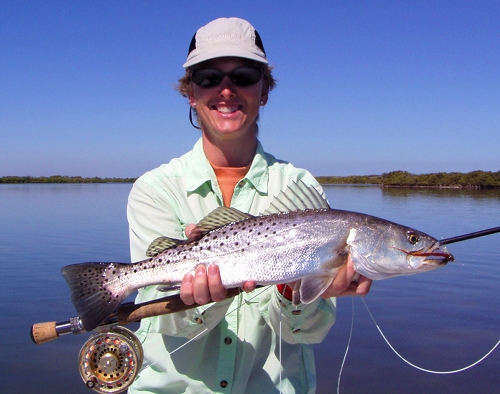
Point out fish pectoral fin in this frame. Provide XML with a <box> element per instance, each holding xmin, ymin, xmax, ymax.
<box><xmin>326</xmin><ymin>247</ymin><xmax>349</xmax><ymax>270</ymax></box>
<box><xmin>146</xmin><ymin>236</ymin><xmax>186</xmax><ymax>257</ymax></box>
<box><xmin>196</xmin><ymin>207</ymin><xmax>255</xmax><ymax>232</ymax></box>
<box><xmin>298</xmin><ymin>276</ymin><xmax>334</xmax><ymax>305</ymax></box>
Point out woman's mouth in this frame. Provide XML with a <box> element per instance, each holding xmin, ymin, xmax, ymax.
<box><xmin>214</xmin><ymin>105</ymin><xmax>241</xmax><ymax>114</ymax></box>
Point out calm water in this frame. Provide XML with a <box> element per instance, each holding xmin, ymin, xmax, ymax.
<box><xmin>0</xmin><ymin>184</ymin><xmax>499</xmax><ymax>393</ymax></box>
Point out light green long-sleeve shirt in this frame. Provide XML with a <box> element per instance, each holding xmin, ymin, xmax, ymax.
<box><xmin>127</xmin><ymin>139</ymin><xmax>336</xmax><ymax>394</ymax></box>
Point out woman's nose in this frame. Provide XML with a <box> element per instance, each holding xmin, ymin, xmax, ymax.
<box><xmin>218</xmin><ymin>77</ymin><xmax>236</xmax><ymax>97</ymax></box>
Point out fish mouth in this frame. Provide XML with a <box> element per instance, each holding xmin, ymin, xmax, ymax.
<box><xmin>408</xmin><ymin>243</ymin><xmax>454</xmax><ymax>265</ymax></box>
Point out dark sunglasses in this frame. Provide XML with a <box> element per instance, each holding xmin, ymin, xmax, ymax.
<box><xmin>191</xmin><ymin>66</ymin><xmax>263</xmax><ymax>88</ymax></box>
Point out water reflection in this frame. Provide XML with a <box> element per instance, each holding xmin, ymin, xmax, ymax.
<box><xmin>381</xmin><ymin>185</ymin><xmax>500</xmax><ymax>200</ymax></box>
<box><xmin>1</xmin><ymin>184</ymin><xmax>498</xmax><ymax>394</ymax></box>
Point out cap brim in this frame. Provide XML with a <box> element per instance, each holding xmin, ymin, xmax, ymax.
<box><xmin>183</xmin><ymin>48</ymin><xmax>268</xmax><ymax>68</ymax></box>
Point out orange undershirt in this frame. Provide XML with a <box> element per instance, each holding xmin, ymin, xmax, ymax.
<box><xmin>210</xmin><ymin>163</ymin><xmax>251</xmax><ymax>207</ymax></box>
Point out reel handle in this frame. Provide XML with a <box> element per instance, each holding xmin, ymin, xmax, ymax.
<box><xmin>31</xmin><ymin>321</ymin><xmax>58</xmax><ymax>344</ymax></box>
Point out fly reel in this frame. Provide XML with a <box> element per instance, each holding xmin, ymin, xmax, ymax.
<box><xmin>78</xmin><ymin>325</ymin><xmax>143</xmax><ymax>393</ymax></box>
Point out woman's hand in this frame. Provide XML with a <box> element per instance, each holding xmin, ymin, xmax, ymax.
<box><xmin>180</xmin><ymin>224</ymin><xmax>256</xmax><ymax>305</ymax></box>
<box><xmin>321</xmin><ymin>254</ymin><xmax>372</xmax><ymax>298</ymax></box>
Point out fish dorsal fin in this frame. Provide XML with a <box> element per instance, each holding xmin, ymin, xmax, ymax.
<box><xmin>146</xmin><ymin>208</ymin><xmax>254</xmax><ymax>257</ymax></box>
<box><xmin>262</xmin><ymin>180</ymin><xmax>330</xmax><ymax>215</ymax></box>
<box><xmin>196</xmin><ymin>206</ymin><xmax>255</xmax><ymax>233</ymax></box>
<box><xmin>146</xmin><ymin>236</ymin><xmax>185</xmax><ymax>257</ymax></box>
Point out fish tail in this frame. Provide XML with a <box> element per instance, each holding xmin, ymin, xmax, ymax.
<box><xmin>60</xmin><ymin>262</ymin><xmax>132</xmax><ymax>331</ymax></box>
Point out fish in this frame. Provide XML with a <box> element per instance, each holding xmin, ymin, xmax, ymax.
<box><xmin>61</xmin><ymin>181</ymin><xmax>453</xmax><ymax>331</ymax></box>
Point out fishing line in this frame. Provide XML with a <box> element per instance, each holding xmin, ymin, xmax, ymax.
<box><xmin>144</xmin><ymin>286</ymin><xmax>273</xmax><ymax>373</ymax></box>
<box><xmin>360</xmin><ymin>297</ymin><xmax>500</xmax><ymax>374</ymax></box>
<box><xmin>278</xmin><ymin>293</ymin><xmax>283</xmax><ymax>394</ymax></box>
<box><xmin>455</xmin><ymin>262</ymin><xmax>500</xmax><ymax>280</ymax></box>
<box><xmin>337</xmin><ymin>297</ymin><xmax>355</xmax><ymax>394</ymax></box>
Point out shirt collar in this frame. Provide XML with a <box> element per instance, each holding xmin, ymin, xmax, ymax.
<box><xmin>185</xmin><ymin>138</ymin><xmax>269</xmax><ymax>195</ymax></box>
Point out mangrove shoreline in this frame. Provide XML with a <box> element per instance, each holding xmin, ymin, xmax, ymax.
<box><xmin>1</xmin><ymin>170</ymin><xmax>499</xmax><ymax>188</ymax></box>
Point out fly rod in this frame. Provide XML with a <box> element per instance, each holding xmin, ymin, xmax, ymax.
<box><xmin>439</xmin><ymin>226</ymin><xmax>500</xmax><ymax>245</ymax></box>
<box><xmin>31</xmin><ymin>287</ymin><xmax>242</xmax><ymax>345</ymax></box>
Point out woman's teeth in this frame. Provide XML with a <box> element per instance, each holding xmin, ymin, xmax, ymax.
<box><xmin>217</xmin><ymin>105</ymin><xmax>239</xmax><ymax>113</ymax></box>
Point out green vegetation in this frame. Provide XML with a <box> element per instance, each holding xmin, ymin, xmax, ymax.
<box><xmin>316</xmin><ymin>170</ymin><xmax>500</xmax><ymax>188</ymax></box>
<box><xmin>0</xmin><ymin>175</ymin><xmax>137</xmax><ymax>184</ymax></box>
<box><xmin>1</xmin><ymin>171</ymin><xmax>499</xmax><ymax>188</ymax></box>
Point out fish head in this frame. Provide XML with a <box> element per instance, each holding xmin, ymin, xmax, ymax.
<box><xmin>346</xmin><ymin>221</ymin><xmax>453</xmax><ymax>280</ymax></box>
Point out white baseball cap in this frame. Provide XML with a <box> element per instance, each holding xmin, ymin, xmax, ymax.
<box><xmin>183</xmin><ymin>17</ymin><xmax>268</xmax><ymax>68</ymax></box>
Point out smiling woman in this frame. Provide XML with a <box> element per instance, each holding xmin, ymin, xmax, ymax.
<box><xmin>125</xmin><ymin>17</ymin><xmax>372</xmax><ymax>394</ymax></box>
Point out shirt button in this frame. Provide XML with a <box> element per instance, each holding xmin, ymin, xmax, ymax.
<box><xmin>194</xmin><ymin>317</ymin><xmax>203</xmax><ymax>324</ymax></box>
<box><xmin>292</xmin><ymin>309</ymin><xmax>302</xmax><ymax>315</ymax></box>
<box><xmin>220</xmin><ymin>380</ymin><xmax>228</xmax><ymax>388</ymax></box>
<box><xmin>292</xmin><ymin>328</ymin><xmax>301</xmax><ymax>333</ymax></box>
<box><xmin>237</xmin><ymin>180</ymin><xmax>245</xmax><ymax>187</ymax></box>
<box><xmin>224</xmin><ymin>337</ymin><xmax>232</xmax><ymax>345</ymax></box>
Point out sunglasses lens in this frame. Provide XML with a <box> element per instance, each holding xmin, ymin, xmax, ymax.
<box><xmin>191</xmin><ymin>67</ymin><xmax>263</xmax><ymax>88</ymax></box>
<box><xmin>191</xmin><ymin>69</ymin><xmax>224</xmax><ymax>88</ymax></box>
<box><xmin>230</xmin><ymin>67</ymin><xmax>263</xmax><ymax>86</ymax></box>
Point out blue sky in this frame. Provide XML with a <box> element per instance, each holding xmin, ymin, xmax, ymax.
<box><xmin>1</xmin><ymin>1</ymin><xmax>499</xmax><ymax>177</ymax></box>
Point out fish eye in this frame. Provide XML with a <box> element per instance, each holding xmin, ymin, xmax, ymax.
<box><xmin>407</xmin><ymin>232</ymin><xmax>420</xmax><ymax>244</ymax></box>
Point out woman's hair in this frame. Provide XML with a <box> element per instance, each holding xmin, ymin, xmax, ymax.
<box><xmin>176</xmin><ymin>62</ymin><xmax>277</xmax><ymax>98</ymax></box>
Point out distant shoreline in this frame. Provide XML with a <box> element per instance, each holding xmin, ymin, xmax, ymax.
<box><xmin>315</xmin><ymin>170</ymin><xmax>500</xmax><ymax>188</ymax></box>
<box><xmin>0</xmin><ymin>176</ymin><xmax>136</xmax><ymax>184</ymax></box>
<box><xmin>1</xmin><ymin>170</ymin><xmax>499</xmax><ymax>188</ymax></box>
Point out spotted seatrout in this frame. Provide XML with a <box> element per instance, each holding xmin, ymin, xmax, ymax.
<box><xmin>61</xmin><ymin>182</ymin><xmax>453</xmax><ymax>331</ymax></box>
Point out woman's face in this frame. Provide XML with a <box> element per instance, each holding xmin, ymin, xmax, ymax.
<box><xmin>188</xmin><ymin>57</ymin><xmax>267</xmax><ymax>141</ymax></box>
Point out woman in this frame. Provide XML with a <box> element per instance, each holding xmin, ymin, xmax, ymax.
<box><xmin>127</xmin><ymin>17</ymin><xmax>372</xmax><ymax>393</ymax></box>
